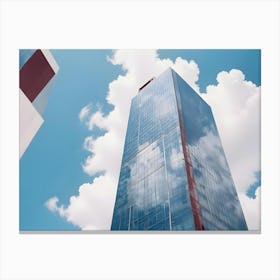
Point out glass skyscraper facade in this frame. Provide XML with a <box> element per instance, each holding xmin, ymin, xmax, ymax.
<box><xmin>111</xmin><ymin>68</ymin><xmax>247</xmax><ymax>231</ymax></box>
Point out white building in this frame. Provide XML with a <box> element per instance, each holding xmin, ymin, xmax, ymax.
<box><xmin>19</xmin><ymin>49</ymin><xmax>59</xmax><ymax>158</ymax></box>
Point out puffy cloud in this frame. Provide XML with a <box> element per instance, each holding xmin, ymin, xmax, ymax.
<box><xmin>45</xmin><ymin>196</ymin><xmax>59</xmax><ymax>212</ymax></box>
<box><xmin>45</xmin><ymin>196</ymin><xmax>65</xmax><ymax>217</ymax></box>
<box><xmin>45</xmin><ymin>175</ymin><xmax>117</xmax><ymax>230</ymax></box>
<box><xmin>86</xmin><ymin>110</ymin><xmax>109</xmax><ymax>131</ymax></box>
<box><xmin>202</xmin><ymin>69</ymin><xmax>261</xmax><ymax>194</ymax></box>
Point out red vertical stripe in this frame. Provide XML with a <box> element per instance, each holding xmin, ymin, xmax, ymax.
<box><xmin>179</xmin><ymin>119</ymin><xmax>204</xmax><ymax>230</ymax></box>
<box><xmin>172</xmin><ymin>71</ymin><xmax>204</xmax><ymax>230</ymax></box>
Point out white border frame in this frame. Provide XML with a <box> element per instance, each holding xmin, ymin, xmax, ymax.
<box><xmin>1</xmin><ymin>1</ymin><xmax>279</xmax><ymax>279</ymax></box>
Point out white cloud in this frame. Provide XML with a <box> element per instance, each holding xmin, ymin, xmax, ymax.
<box><xmin>201</xmin><ymin>69</ymin><xmax>261</xmax><ymax>194</ymax></box>
<box><xmin>86</xmin><ymin>110</ymin><xmax>108</xmax><ymax>131</ymax></box>
<box><xmin>45</xmin><ymin>196</ymin><xmax>59</xmax><ymax>212</ymax></box>
<box><xmin>45</xmin><ymin>175</ymin><xmax>116</xmax><ymax>230</ymax></box>
<box><xmin>45</xmin><ymin>196</ymin><xmax>65</xmax><ymax>217</ymax></box>
<box><xmin>78</xmin><ymin>103</ymin><xmax>91</xmax><ymax>121</ymax></box>
<box><xmin>45</xmin><ymin>50</ymin><xmax>260</xmax><ymax>230</ymax></box>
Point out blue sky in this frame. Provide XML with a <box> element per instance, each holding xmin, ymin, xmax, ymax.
<box><xmin>20</xmin><ymin>49</ymin><xmax>261</xmax><ymax>231</ymax></box>
<box><xmin>159</xmin><ymin>50</ymin><xmax>260</xmax><ymax>92</ymax></box>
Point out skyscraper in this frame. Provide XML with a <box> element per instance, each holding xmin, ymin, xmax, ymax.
<box><xmin>111</xmin><ymin>68</ymin><xmax>247</xmax><ymax>231</ymax></box>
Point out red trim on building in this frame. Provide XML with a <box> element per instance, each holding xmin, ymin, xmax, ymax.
<box><xmin>20</xmin><ymin>50</ymin><xmax>55</xmax><ymax>102</ymax></box>
<box><xmin>179</xmin><ymin>119</ymin><xmax>204</xmax><ymax>230</ymax></box>
<box><xmin>172</xmin><ymin>71</ymin><xmax>204</xmax><ymax>230</ymax></box>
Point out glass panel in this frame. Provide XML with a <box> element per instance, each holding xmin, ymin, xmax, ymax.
<box><xmin>173</xmin><ymin>70</ymin><xmax>247</xmax><ymax>230</ymax></box>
